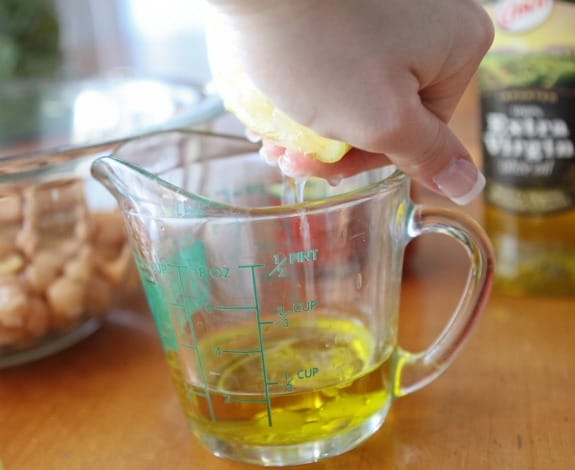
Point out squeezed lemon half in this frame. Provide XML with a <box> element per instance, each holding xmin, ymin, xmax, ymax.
<box><xmin>206</xmin><ymin>15</ymin><xmax>351</xmax><ymax>163</ymax></box>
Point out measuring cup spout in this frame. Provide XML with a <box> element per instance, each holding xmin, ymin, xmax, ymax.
<box><xmin>91</xmin><ymin>156</ymin><xmax>150</xmax><ymax>208</ymax></box>
<box><xmin>92</xmin><ymin>155</ymin><xmax>225</xmax><ymax>219</ymax></box>
<box><xmin>91</xmin><ymin>156</ymin><xmax>191</xmax><ymax>218</ymax></box>
<box><xmin>91</xmin><ymin>156</ymin><xmax>129</xmax><ymax>199</ymax></box>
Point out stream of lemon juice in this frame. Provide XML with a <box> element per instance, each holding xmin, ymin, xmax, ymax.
<box><xmin>283</xmin><ymin>175</ymin><xmax>317</xmax><ymax>301</ymax></box>
<box><xmin>163</xmin><ymin>177</ymin><xmax>391</xmax><ymax>447</ymax></box>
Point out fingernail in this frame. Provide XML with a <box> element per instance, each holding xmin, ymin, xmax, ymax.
<box><xmin>244</xmin><ymin>129</ymin><xmax>261</xmax><ymax>143</ymax></box>
<box><xmin>432</xmin><ymin>158</ymin><xmax>486</xmax><ymax>205</ymax></box>
<box><xmin>259</xmin><ymin>146</ymin><xmax>280</xmax><ymax>166</ymax></box>
<box><xmin>278</xmin><ymin>154</ymin><xmax>310</xmax><ymax>179</ymax></box>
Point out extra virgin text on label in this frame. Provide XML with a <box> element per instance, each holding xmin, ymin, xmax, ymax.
<box><xmin>483</xmin><ymin>109</ymin><xmax>574</xmax><ymax>175</ymax></box>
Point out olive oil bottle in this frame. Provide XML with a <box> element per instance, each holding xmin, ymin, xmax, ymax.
<box><xmin>478</xmin><ymin>0</ymin><xmax>575</xmax><ymax>296</ymax></box>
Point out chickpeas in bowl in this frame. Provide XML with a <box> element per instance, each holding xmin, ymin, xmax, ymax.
<box><xmin>0</xmin><ymin>149</ymin><xmax>139</xmax><ymax>368</ymax></box>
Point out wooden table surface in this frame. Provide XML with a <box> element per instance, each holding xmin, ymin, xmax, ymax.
<box><xmin>2</xmin><ymin>85</ymin><xmax>575</xmax><ymax>470</ymax></box>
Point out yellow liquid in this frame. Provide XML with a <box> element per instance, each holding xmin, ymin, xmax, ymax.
<box><xmin>166</xmin><ymin>315</ymin><xmax>392</xmax><ymax>447</ymax></box>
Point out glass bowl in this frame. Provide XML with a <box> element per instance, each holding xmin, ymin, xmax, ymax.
<box><xmin>0</xmin><ymin>75</ymin><xmax>223</xmax><ymax>158</ymax></box>
<box><xmin>0</xmin><ymin>76</ymin><xmax>223</xmax><ymax>367</ymax></box>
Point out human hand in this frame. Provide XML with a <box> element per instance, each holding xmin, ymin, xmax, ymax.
<box><xmin>205</xmin><ymin>0</ymin><xmax>494</xmax><ymax>204</ymax></box>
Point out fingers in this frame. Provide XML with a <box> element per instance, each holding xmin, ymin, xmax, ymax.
<box><xmin>259</xmin><ymin>108</ymin><xmax>485</xmax><ymax>206</ymax></box>
<box><xmin>383</xmin><ymin>101</ymin><xmax>485</xmax><ymax>205</ymax></box>
<box><xmin>259</xmin><ymin>139</ymin><xmax>392</xmax><ymax>183</ymax></box>
<box><xmin>256</xmin><ymin>100</ymin><xmax>485</xmax><ymax>206</ymax></box>
<box><xmin>259</xmin><ymin>121</ymin><xmax>485</xmax><ymax>207</ymax></box>
<box><xmin>254</xmin><ymin>80</ymin><xmax>485</xmax><ymax>206</ymax></box>
<box><xmin>346</xmin><ymin>80</ymin><xmax>485</xmax><ymax>205</ymax></box>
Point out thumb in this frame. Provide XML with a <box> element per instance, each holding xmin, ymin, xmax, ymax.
<box><xmin>382</xmin><ymin>102</ymin><xmax>485</xmax><ymax>206</ymax></box>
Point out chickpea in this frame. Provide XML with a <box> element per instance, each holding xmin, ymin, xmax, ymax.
<box><xmin>15</xmin><ymin>226</ymin><xmax>39</xmax><ymax>258</ymax></box>
<box><xmin>0</xmin><ymin>237</ymin><xmax>16</xmax><ymax>259</ymax></box>
<box><xmin>0</xmin><ymin>193</ymin><xmax>22</xmax><ymax>224</ymax></box>
<box><xmin>16</xmin><ymin>187</ymin><xmax>39</xmax><ymax>258</ymax></box>
<box><xmin>25</xmin><ymin>250</ymin><xmax>64</xmax><ymax>294</ymax></box>
<box><xmin>0</xmin><ymin>281</ymin><xmax>29</xmax><ymax>328</ymax></box>
<box><xmin>0</xmin><ymin>253</ymin><xmax>24</xmax><ymax>275</ymax></box>
<box><xmin>55</xmin><ymin>238</ymin><xmax>83</xmax><ymax>259</ymax></box>
<box><xmin>64</xmin><ymin>247</ymin><xmax>93</xmax><ymax>282</ymax></box>
<box><xmin>75</xmin><ymin>217</ymin><xmax>89</xmax><ymax>242</ymax></box>
<box><xmin>46</xmin><ymin>276</ymin><xmax>86</xmax><ymax>320</ymax></box>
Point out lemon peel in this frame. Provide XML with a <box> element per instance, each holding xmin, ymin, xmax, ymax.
<box><xmin>206</xmin><ymin>14</ymin><xmax>351</xmax><ymax>163</ymax></box>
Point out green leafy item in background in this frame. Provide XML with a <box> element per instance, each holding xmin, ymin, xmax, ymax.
<box><xmin>0</xmin><ymin>0</ymin><xmax>61</xmax><ymax>79</ymax></box>
<box><xmin>479</xmin><ymin>53</ymin><xmax>575</xmax><ymax>91</ymax></box>
<box><xmin>0</xmin><ymin>0</ymin><xmax>61</xmax><ymax>152</ymax></box>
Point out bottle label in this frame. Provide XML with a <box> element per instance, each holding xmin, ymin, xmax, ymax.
<box><xmin>480</xmin><ymin>86</ymin><xmax>575</xmax><ymax>214</ymax></box>
<box><xmin>478</xmin><ymin>0</ymin><xmax>575</xmax><ymax>215</ymax></box>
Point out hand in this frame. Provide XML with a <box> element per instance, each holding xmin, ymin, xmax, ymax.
<box><xmin>206</xmin><ymin>0</ymin><xmax>494</xmax><ymax>204</ymax></box>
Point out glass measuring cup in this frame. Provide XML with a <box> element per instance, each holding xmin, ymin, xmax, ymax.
<box><xmin>91</xmin><ymin>130</ymin><xmax>494</xmax><ymax>467</ymax></box>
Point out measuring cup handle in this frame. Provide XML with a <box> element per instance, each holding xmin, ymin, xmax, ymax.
<box><xmin>394</xmin><ymin>205</ymin><xmax>494</xmax><ymax>398</ymax></box>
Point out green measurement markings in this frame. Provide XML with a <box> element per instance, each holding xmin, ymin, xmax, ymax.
<box><xmin>212</xmin><ymin>264</ymin><xmax>275</xmax><ymax>426</ymax></box>
<box><xmin>170</xmin><ymin>264</ymin><xmax>216</xmax><ymax>422</ymax></box>
<box><xmin>167</xmin><ymin>262</ymin><xmax>276</xmax><ymax>426</ymax></box>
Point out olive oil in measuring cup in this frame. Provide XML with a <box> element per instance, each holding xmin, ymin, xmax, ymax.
<box><xmin>166</xmin><ymin>313</ymin><xmax>392</xmax><ymax>447</ymax></box>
